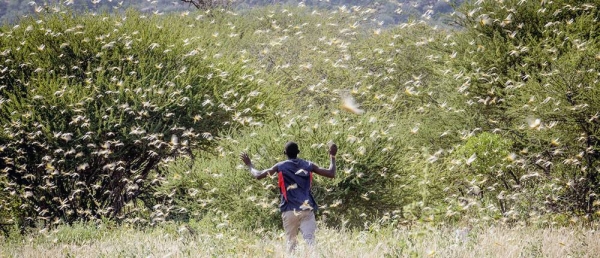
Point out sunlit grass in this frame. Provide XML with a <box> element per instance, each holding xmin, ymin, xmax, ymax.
<box><xmin>1</xmin><ymin>222</ymin><xmax>598</xmax><ymax>257</ymax></box>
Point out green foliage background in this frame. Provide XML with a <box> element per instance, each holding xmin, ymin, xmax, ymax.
<box><xmin>0</xmin><ymin>0</ymin><xmax>599</xmax><ymax>235</ymax></box>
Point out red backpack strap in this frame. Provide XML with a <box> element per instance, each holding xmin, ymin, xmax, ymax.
<box><xmin>278</xmin><ymin>171</ymin><xmax>288</xmax><ymax>201</ymax></box>
<box><xmin>310</xmin><ymin>172</ymin><xmax>313</xmax><ymax>188</ymax></box>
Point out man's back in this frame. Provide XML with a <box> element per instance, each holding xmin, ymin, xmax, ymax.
<box><xmin>277</xmin><ymin>159</ymin><xmax>317</xmax><ymax>212</ymax></box>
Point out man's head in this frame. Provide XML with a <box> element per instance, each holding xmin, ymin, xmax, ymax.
<box><xmin>284</xmin><ymin>141</ymin><xmax>300</xmax><ymax>159</ymax></box>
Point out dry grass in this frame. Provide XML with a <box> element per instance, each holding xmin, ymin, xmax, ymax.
<box><xmin>1</xmin><ymin>222</ymin><xmax>599</xmax><ymax>258</ymax></box>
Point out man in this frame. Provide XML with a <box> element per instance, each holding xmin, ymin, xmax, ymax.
<box><xmin>240</xmin><ymin>141</ymin><xmax>337</xmax><ymax>252</ymax></box>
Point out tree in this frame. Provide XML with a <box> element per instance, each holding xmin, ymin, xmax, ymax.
<box><xmin>179</xmin><ymin>0</ymin><xmax>232</xmax><ymax>10</ymax></box>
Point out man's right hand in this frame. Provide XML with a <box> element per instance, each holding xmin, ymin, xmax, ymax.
<box><xmin>240</xmin><ymin>152</ymin><xmax>252</xmax><ymax>167</ymax></box>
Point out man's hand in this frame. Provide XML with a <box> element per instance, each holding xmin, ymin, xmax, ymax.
<box><xmin>241</xmin><ymin>152</ymin><xmax>277</xmax><ymax>180</ymax></box>
<box><xmin>240</xmin><ymin>152</ymin><xmax>252</xmax><ymax>167</ymax></box>
<box><xmin>328</xmin><ymin>142</ymin><xmax>337</xmax><ymax>157</ymax></box>
<box><xmin>313</xmin><ymin>142</ymin><xmax>337</xmax><ymax>178</ymax></box>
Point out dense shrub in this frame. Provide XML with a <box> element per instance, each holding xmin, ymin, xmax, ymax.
<box><xmin>156</xmin><ymin>109</ymin><xmax>425</xmax><ymax>229</ymax></box>
<box><xmin>0</xmin><ymin>10</ymin><xmax>267</xmax><ymax>230</ymax></box>
<box><xmin>446</xmin><ymin>0</ymin><xmax>600</xmax><ymax>221</ymax></box>
<box><xmin>146</xmin><ymin>6</ymin><xmax>458</xmax><ymax>230</ymax></box>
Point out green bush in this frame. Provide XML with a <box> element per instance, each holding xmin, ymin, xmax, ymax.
<box><xmin>0</xmin><ymin>175</ymin><xmax>22</xmax><ymax>235</ymax></box>
<box><xmin>148</xmin><ymin>5</ymin><xmax>467</xmax><ymax>229</ymax></box>
<box><xmin>445</xmin><ymin>132</ymin><xmax>517</xmax><ymax>220</ymax></box>
<box><xmin>0</xmin><ymin>10</ymin><xmax>267</xmax><ymax>229</ymax></box>
<box><xmin>446</xmin><ymin>0</ymin><xmax>600</xmax><ymax>220</ymax></box>
<box><xmin>156</xmin><ymin>108</ymin><xmax>431</xmax><ymax>229</ymax></box>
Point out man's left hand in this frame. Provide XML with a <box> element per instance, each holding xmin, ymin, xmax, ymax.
<box><xmin>328</xmin><ymin>143</ymin><xmax>337</xmax><ymax>157</ymax></box>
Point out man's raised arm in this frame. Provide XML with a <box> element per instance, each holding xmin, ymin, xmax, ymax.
<box><xmin>240</xmin><ymin>152</ymin><xmax>278</xmax><ymax>180</ymax></box>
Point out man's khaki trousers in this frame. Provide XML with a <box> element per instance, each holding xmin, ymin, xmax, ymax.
<box><xmin>282</xmin><ymin>210</ymin><xmax>316</xmax><ymax>252</ymax></box>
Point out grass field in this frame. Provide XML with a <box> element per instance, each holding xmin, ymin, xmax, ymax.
<box><xmin>1</xmin><ymin>222</ymin><xmax>598</xmax><ymax>257</ymax></box>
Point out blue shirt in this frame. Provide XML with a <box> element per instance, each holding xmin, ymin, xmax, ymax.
<box><xmin>276</xmin><ymin>159</ymin><xmax>317</xmax><ymax>212</ymax></box>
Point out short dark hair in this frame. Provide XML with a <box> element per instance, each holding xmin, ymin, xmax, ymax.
<box><xmin>284</xmin><ymin>141</ymin><xmax>300</xmax><ymax>158</ymax></box>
